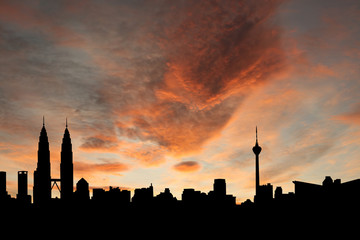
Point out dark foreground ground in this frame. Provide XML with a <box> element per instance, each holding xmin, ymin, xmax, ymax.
<box><xmin>2</xmin><ymin>201</ymin><xmax>359</xmax><ymax>238</ymax></box>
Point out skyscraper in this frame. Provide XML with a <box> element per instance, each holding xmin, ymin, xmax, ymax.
<box><xmin>74</xmin><ymin>178</ymin><xmax>89</xmax><ymax>202</ymax></box>
<box><xmin>17</xmin><ymin>171</ymin><xmax>31</xmax><ymax>204</ymax></box>
<box><xmin>60</xmin><ymin>118</ymin><xmax>73</xmax><ymax>201</ymax></box>
<box><xmin>252</xmin><ymin>126</ymin><xmax>262</xmax><ymax>197</ymax></box>
<box><xmin>33</xmin><ymin>117</ymin><xmax>51</xmax><ymax>205</ymax></box>
<box><xmin>214</xmin><ymin>179</ymin><xmax>226</xmax><ymax>197</ymax></box>
<box><xmin>0</xmin><ymin>171</ymin><xmax>8</xmax><ymax>200</ymax></box>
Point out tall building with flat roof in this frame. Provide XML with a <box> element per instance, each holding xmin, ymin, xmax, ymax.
<box><xmin>214</xmin><ymin>179</ymin><xmax>226</xmax><ymax>197</ymax></box>
<box><xmin>17</xmin><ymin>171</ymin><xmax>31</xmax><ymax>204</ymax></box>
<box><xmin>0</xmin><ymin>171</ymin><xmax>7</xmax><ymax>199</ymax></box>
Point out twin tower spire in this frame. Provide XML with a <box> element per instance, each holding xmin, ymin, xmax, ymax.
<box><xmin>33</xmin><ymin>117</ymin><xmax>73</xmax><ymax>206</ymax></box>
<box><xmin>42</xmin><ymin>116</ymin><xmax>68</xmax><ymax>128</ymax></box>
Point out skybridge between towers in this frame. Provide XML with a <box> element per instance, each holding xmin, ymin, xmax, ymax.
<box><xmin>51</xmin><ymin>178</ymin><xmax>61</xmax><ymax>195</ymax></box>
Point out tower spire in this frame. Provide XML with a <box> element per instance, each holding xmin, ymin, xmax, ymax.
<box><xmin>34</xmin><ymin>116</ymin><xmax>51</xmax><ymax>205</ymax></box>
<box><xmin>61</xmin><ymin>117</ymin><xmax>73</xmax><ymax>201</ymax></box>
<box><xmin>252</xmin><ymin>126</ymin><xmax>262</xmax><ymax>198</ymax></box>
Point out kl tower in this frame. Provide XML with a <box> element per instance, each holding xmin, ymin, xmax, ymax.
<box><xmin>252</xmin><ymin>126</ymin><xmax>262</xmax><ymax>199</ymax></box>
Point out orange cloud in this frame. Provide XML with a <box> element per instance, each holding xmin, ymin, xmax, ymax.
<box><xmin>119</xmin><ymin>144</ymin><xmax>167</xmax><ymax>167</ymax></box>
<box><xmin>333</xmin><ymin>104</ymin><xmax>360</xmax><ymax>125</ymax></box>
<box><xmin>173</xmin><ymin>161</ymin><xmax>201</xmax><ymax>172</ymax></box>
<box><xmin>111</xmin><ymin>0</ymin><xmax>286</xmax><ymax>159</ymax></box>
<box><xmin>75</xmin><ymin>161</ymin><xmax>130</xmax><ymax>174</ymax></box>
<box><xmin>310</xmin><ymin>64</ymin><xmax>339</xmax><ymax>78</ymax></box>
<box><xmin>79</xmin><ymin>135</ymin><xmax>118</xmax><ymax>152</ymax></box>
<box><xmin>157</xmin><ymin>1</ymin><xmax>285</xmax><ymax>109</ymax></box>
<box><xmin>0</xmin><ymin>141</ymin><xmax>35</xmax><ymax>169</ymax></box>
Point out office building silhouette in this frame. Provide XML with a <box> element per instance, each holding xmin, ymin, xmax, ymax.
<box><xmin>17</xmin><ymin>171</ymin><xmax>31</xmax><ymax>204</ymax></box>
<box><xmin>274</xmin><ymin>186</ymin><xmax>295</xmax><ymax>202</ymax></box>
<box><xmin>74</xmin><ymin>178</ymin><xmax>89</xmax><ymax>202</ymax></box>
<box><xmin>33</xmin><ymin>117</ymin><xmax>51</xmax><ymax>205</ymax></box>
<box><xmin>214</xmin><ymin>179</ymin><xmax>226</xmax><ymax>196</ymax></box>
<box><xmin>92</xmin><ymin>186</ymin><xmax>131</xmax><ymax>207</ymax></box>
<box><xmin>154</xmin><ymin>188</ymin><xmax>177</xmax><ymax>204</ymax></box>
<box><xmin>293</xmin><ymin>176</ymin><xmax>360</xmax><ymax>205</ymax></box>
<box><xmin>182</xmin><ymin>188</ymin><xmax>208</xmax><ymax>206</ymax></box>
<box><xmin>208</xmin><ymin>179</ymin><xmax>236</xmax><ymax>207</ymax></box>
<box><xmin>132</xmin><ymin>184</ymin><xmax>154</xmax><ymax>205</ymax></box>
<box><xmin>60</xmin><ymin>118</ymin><xmax>73</xmax><ymax>202</ymax></box>
<box><xmin>107</xmin><ymin>187</ymin><xmax>131</xmax><ymax>206</ymax></box>
<box><xmin>0</xmin><ymin>171</ymin><xmax>9</xmax><ymax>201</ymax></box>
<box><xmin>256</xmin><ymin>183</ymin><xmax>273</xmax><ymax>204</ymax></box>
<box><xmin>0</xmin><ymin>172</ymin><xmax>6</xmax><ymax>196</ymax></box>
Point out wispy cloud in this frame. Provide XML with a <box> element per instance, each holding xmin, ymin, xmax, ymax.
<box><xmin>75</xmin><ymin>160</ymin><xmax>130</xmax><ymax>174</ymax></box>
<box><xmin>173</xmin><ymin>161</ymin><xmax>201</xmax><ymax>173</ymax></box>
<box><xmin>80</xmin><ymin>135</ymin><xmax>118</xmax><ymax>152</ymax></box>
<box><xmin>333</xmin><ymin>104</ymin><xmax>360</xmax><ymax>125</ymax></box>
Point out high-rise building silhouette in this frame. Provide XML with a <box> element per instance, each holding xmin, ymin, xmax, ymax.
<box><xmin>208</xmin><ymin>179</ymin><xmax>236</xmax><ymax>206</ymax></box>
<box><xmin>132</xmin><ymin>184</ymin><xmax>154</xmax><ymax>205</ymax></box>
<box><xmin>92</xmin><ymin>186</ymin><xmax>131</xmax><ymax>207</ymax></box>
<box><xmin>293</xmin><ymin>176</ymin><xmax>360</xmax><ymax>205</ymax></box>
<box><xmin>252</xmin><ymin>127</ymin><xmax>262</xmax><ymax>197</ymax></box>
<box><xmin>214</xmin><ymin>179</ymin><xmax>226</xmax><ymax>197</ymax></box>
<box><xmin>17</xmin><ymin>171</ymin><xmax>31</xmax><ymax>204</ymax></box>
<box><xmin>0</xmin><ymin>171</ymin><xmax>8</xmax><ymax>200</ymax></box>
<box><xmin>182</xmin><ymin>188</ymin><xmax>207</xmax><ymax>206</ymax></box>
<box><xmin>155</xmin><ymin>188</ymin><xmax>177</xmax><ymax>203</ymax></box>
<box><xmin>33</xmin><ymin>117</ymin><xmax>51</xmax><ymax>205</ymax></box>
<box><xmin>60</xmin><ymin>118</ymin><xmax>73</xmax><ymax>201</ymax></box>
<box><xmin>74</xmin><ymin>178</ymin><xmax>89</xmax><ymax>202</ymax></box>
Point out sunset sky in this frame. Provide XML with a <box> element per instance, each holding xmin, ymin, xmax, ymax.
<box><xmin>1</xmin><ymin>0</ymin><xmax>360</xmax><ymax>203</ymax></box>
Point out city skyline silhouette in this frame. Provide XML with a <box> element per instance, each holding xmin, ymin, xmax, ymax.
<box><xmin>1</xmin><ymin>119</ymin><xmax>360</xmax><ymax>223</ymax></box>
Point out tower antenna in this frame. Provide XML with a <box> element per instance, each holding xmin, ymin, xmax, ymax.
<box><xmin>256</xmin><ymin>126</ymin><xmax>258</xmax><ymax>143</ymax></box>
<box><xmin>252</xmin><ymin>125</ymin><xmax>262</xmax><ymax>198</ymax></box>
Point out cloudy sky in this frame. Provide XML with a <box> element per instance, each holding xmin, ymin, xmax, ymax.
<box><xmin>0</xmin><ymin>0</ymin><xmax>360</xmax><ymax>203</ymax></box>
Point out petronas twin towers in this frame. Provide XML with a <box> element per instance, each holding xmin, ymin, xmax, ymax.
<box><xmin>33</xmin><ymin>118</ymin><xmax>73</xmax><ymax>205</ymax></box>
